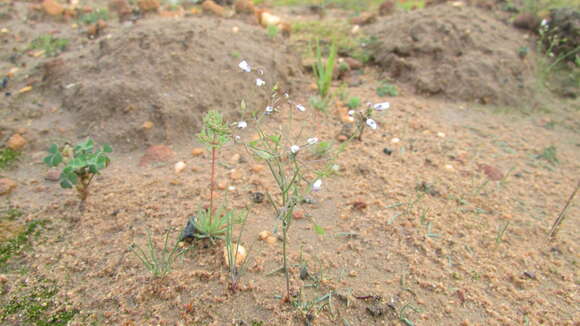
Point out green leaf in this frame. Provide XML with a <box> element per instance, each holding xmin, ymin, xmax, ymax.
<box><xmin>96</xmin><ymin>155</ymin><xmax>109</xmax><ymax>170</ymax></box>
<box><xmin>102</xmin><ymin>144</ymin><xmax>113</xmax><ymax>153</ymax></box>
<box><xmin>43</xmin><ymin>152</ymin><xmax>62</xmax><ymax>167</ymax></box>
<box><xmin>268</xmin><ymin>135</ymin><xmax>281</xmax><ymax>145</ymax></box>
<box><xmin>253</xmin><ymin>149</ymin><xmax>273</xmax><ymax>161</ymax></box>
<box><xmin>314</xmin><ymin>224</ymin><xmax>325</xmax><ymax>235</ymax></box>
<box><xmin>48</xmin><ymin>143</ymin><xmax>59</xmax><ymax>154</ymax></box>
<box><xmin>59</xmin><ymin>169</ymin><xmax>78</xmax><ymax>189</ymax></box>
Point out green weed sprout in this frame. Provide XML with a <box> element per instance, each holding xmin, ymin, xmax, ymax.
<box><xmin>313</xmin><ymin>40</ymin><xmax>337</xmax><ymax>98</ymax></box>
<box><xmin>189</xmin><ymin>110</ymin><xmax>233</xmax><ymax>240</ymax></box>
<box><xmin>0</xmin><ymin>148</ymin><xmax>20</xmax><ymax>171</ymax></box>
<box><xmin>78</xmin><ymin>8</ymin><xmax>109</xmax><ymax>25</ymax></box>
<box><xmin>44</xmin><ymin>138</ymin><xmax>112</xmax><ymax>212</ymax></box>
<box><xmin>130</xmin><ymin>229</ymin><xmax>189</xmax><ymax>278</ymax></box>
<box><xmin>29</xmin><ymin>35</ymin><xmax>69</xmax><ymax>57</ymax></box>
<box><xmin>308</xmin><ymin>95</ymin><xmax>329</xmax><ymax>112</ymax></box>
<box><xmin>224</xmin><ymin>208</ymin><xmax>250</xmax><ymax>292</ymax></box>
<box><xmin>376</xmin><ymin>81</ymin><xmax>398</xmax><ymax>97</ymax></box>
<box><xmin>346</xmin><ymin>96</ymin><xmax>361</xmax><ymax>109</ymax></box>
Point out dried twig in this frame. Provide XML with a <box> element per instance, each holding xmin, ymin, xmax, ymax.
<box><xmin>548</xmin><ymin>180</ymin><xmax>579</xmax><ymax>240</ymax></box>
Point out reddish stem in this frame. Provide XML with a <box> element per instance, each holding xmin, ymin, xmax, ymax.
<box><xmin>209</xmin><ymin>143</ymin><xmax>217</xmax><ymax>223</ymax></box>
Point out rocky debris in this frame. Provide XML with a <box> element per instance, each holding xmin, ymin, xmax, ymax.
<box><xmin>477</xmin><ymin>163</ymin><xmax>504</xmax><ymax>181</ymax></box>
<box><xmin>202</xmin><ymin>0</ymin><xmax>229</xmax><ymax>17</ymax></box>
<box><xmin>350</xmin><ymin>12</ymin><xmax>377</xmax><ymax>25</ymax></box>
<box><xmin>513</xmin><ymin>12</ymin><xmax>540</xmax><ymax>31</ymax></box>
<box><xmin>250</xmin><ymin>192</ymin><xmax>264</xmax><ymax>203</ymax></box>
<box><xmin>258</xmin><ymin>231</ymin><xmax>271</xmax><ymax>240</ymax></box>
<box><xmin>179</xmin><ymin>217</ymin><xmax>197</xmax><ymax>242</ymax></box>
<box><xmin>174</xmin><ymin>161</ymin><xmax>186</xmax><ymax>174</ymax></box>
<box><xmin>87</xmin><ymin>20</ymin><xmax>107</xmax><ymax>39</ymax></box>
<box><xmin>6</xmin><ymin>133</ymin><xmax>26</xmax><ymax>151</ymax></box>
<box><xmin>234</xmin><ymin>0</ymin><xmax>254</xmax><ymax>14</ymax></box>
<box><xmin>223</xmin><ymin>243</ymin><xmax>247</xmax><ymax>267</ymax></box>
<box><xmin>379</xmin><ymin>1</ymin><xmax>395</xmax><ymax>16</ymax></box>
<box><xmin>191</xmin><ymin>148</ymin><xmax>204</xmax><ymax>156</ymax></box>
<box><xmin>42</xmin><ymin>0</ymin><xmax>64</xmax><ymax>16</ymax></box>
<box><xmin>0</xmin><ymin>178</ymin><xmax>17</xmax><ymax>196</ymax></box>
<box><xmin>139</xmin><ymin>145</ymin><xmax>175</xmax><ymax>166</ymax></box>
<box><xmin>108</xmin><ymin>0</ymin><xmax>132</xmax><ymax>21</ymax></box>
<box><xmin>137</xmin><ymin>0</ymin><xmax>160</xmax><ymax>13</ymax></box>
<box><xmin>45</xmin><ymin>169</ymin><xmax>60</xmax><ymax>182</ymax></box>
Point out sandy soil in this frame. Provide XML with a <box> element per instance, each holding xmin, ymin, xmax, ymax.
<box><xmin>1</xmin><ymin>0</ymin><xmax>579</xmax><ymax>325</ymax></box>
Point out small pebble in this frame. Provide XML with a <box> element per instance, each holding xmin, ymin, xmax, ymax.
<box><xmin>383</xmin><ymin>148</ymin><xmax>392</xmax><ymax>155</ymax></box>
<box><xmin>174</xmin><ymin>161</ymin><xmax>186</xmax><ymax>174</ymax></box>
<box><xmin>258</xmin><ymin>231</ymin><xmax>271</xmax><ymax>240</ymax></box>
<box><xmin>250</xmin><ymin>192</ymin><xmax>264</xmax><ymax>203</ymax></box>
<box><xmin>191</xmin><ymin>148</ymin><xmax>204</xmax><ymax>156</ymax></box>
<box><xmin>391</xmin><ymin>137</ymin><xmax>400</xmax><ymax>143</ymax></box>
<box><xmin>437</xmin><ymin>132</ymin><xmax>446</xmax><ymax>138</ymax></box>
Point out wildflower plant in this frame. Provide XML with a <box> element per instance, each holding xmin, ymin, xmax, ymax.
<box><xmin>43</xmin><ymin>138</ymin><xmax>112</xmax><ymax>212</ymax></box>
<box><xmin>351</xmin><ymin>101</ymin><xmax>390</xmax><ymax>141</ymax></box>
<box><xmin>234</xmin><ymin>59</ymin><xmax>341</xmax><ymax>302</ymax></box>
<box><xmin>187</xmin><ymin>110</ymin><xmax>233</xmax><ymax>240</ymax></box>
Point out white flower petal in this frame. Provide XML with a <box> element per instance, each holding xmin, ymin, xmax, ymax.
<box><xmin>265</xmin><ymin>106</ymin><xmax>274</xmax><ymax>113</ymax></box>
<box><xmin>366</xmin><ymin>118</ymin><xmax>377</xmax><ymax>130</ymax></box>
<box><xmin>239</xmin><ymin>60</ymin><xmax>251</xmax><ymax>72</ymax></box>
<box><xmin>307</xmin><ymin>137</ymin><xmax>318</xmax><ymax>145</ymax></box>
<box><xmin>348</xmin><ymin>110</ymin><xmax>355</xmax><ymax>117</ymax></box>
<box><xmin>296</xmin><ymin>104</ymin><xmax>306</xmax><ymax>112</ymax></box>
<box><xmin>373</xmin><ymin>102</ymin><xmax>390</xmax><ymax>111</ymax></box>
<box><xmin>237</xmin><ymin>121</ymin><xmax>247</xmax><ymax>129</ymax></box>
<box><xmin>312</xmin><ymin>179</ymin><xmax>322</xmax><ymax>192</ymax></box>
<box><xmin>290</xmin><ymin>145</ymin><xmax>300</xmax><ymax>154</ymax></box>
<box><xmin>256</xmin><ymin>78</ymin><xmax>266</xmax><ymax>87</ymax></box>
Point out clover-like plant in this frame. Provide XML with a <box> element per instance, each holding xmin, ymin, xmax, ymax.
<box><xmin>44</xmin><ymin>138</ymin><xmax>112</xmax><ymax>212</ymax></box>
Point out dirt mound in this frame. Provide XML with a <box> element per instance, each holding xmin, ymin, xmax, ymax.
<box><xmin>44</xmin><ymin>17</ymin><xmax>301</xmax><ymax>150</ymax></box>
<box><xmin>368</xmin><ymin>5</ymin><xmax>536</xmax><ymax>106</ymax></box>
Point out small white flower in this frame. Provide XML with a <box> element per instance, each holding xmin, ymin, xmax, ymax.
<box><xmin>234</xmin><ymin>135</ymin><xmax>241</xmax><ymax>141</ymax></box>
<box><xmin>265</xmin><ymin>106</ymin><xmax>274</xmax><ymax>114</ymax></box>
<box><xmin>312</xmin><ymin>179</ymin><xmax>322</xmax><ymax>192</ymax></box>
<box><xmin>374</xmin><ymin>102</ymin><xmax>390</xmax><ymax>111</ymax></box>
<box><xmin>366</xmin><ymin>118</ymin><xmax>377</xmax><ymax>130</ymax></box>
<box><xmin>239</xmin><ymin>60</ymin><xmax>251</xmax><ymax>72</ymax></box>
<box><xmin>284</xmin><ymin>93</ymin><xmax>290</xmax><ymax>98</ymax></box>
<box><xmin>256</xmin><ymin>78</ymin><xmax>266</xmax><ymax>87</ymax></box>
<box><xmin>331</xmin><ymin>164</ymin><xmax>340</xmax><ymax>172</ymax></box>
<box><xmin>307</xmin><ymin>137</ymin><xmax>318</xmax><ymax>145</ymax></box>
<box><xmin>296</xmin><ymin>104</ymin><xmax>306</xmax><ymax>112</ymax></box>
<box><xmin>290</xmin><ymin>145</ymin><xmax>300</xmax><ymax>154</ymax></box>
<box><xmin>237</xmin><ymin>121</ymin><xmax>247</xmax><ymax>129</ymax></box>
<box><xmin>348</xmin><ymin>110</ymin><xmax>355</xmax><ymax>117</ymax></box>
<box><xmin>541</xmin><ymin>19</ymin><xmax>548</xmax><ymax>27</ymax></box>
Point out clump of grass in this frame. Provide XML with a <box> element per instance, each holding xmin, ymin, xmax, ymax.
<box><xmin>346</xmin><ymin>96</ymin><xmax>361</xmax><ymax>110</ymax></box>
<box><xmin>496</xmin><ymin>221</ymin><xmax>510</xmax><ymax>244</ymax></box>
<box><xmin>308</xmin><ymin>95</ymin><xmax>329</xmax><ymax>112</ymax></box>
<box><xmin>0</xmin><ymin>277</ymin><xmax>78</xmax><ymax>325</ymax></box>
<box><xmin>267</xmin><ymin>24</ymin><xmax>279</xmax><ymax>39</ymax></box>
<box><xmin>29</xmin><ymin>35</ymin><xmax>69</xmax><ymax>57</ymax></box>
<box><xmin>78</xmin><ymin>8</ymin><xmax>109</xmax><ymax>25</ymax></box>
<box><xmin>0</xmin><ymin>148</ymin><xmax>20</xmax><ymax>170</ymax></box>
<box><xmin>224</xmin><ymin>208</ymin><xmax>251</xmax><ymax>291</ymax></box>
<box><xmin>130</xmin><ymin>229</ymin><xmax>190</xmax><ymax>278</ymax></box>
<box><xmin>0</xmin><ymin>220</ymin><xmax>46</xmax><ymax>271</ymax></box>
<box><xmin>535</xmin><ymin>145</ymin><xmax>559</xmax><ymax>165</ymax></box>
<box><xmin>312</xmin><ymin>40</ymin><xmax>337</xmax><ymax>98</ymax></box>
<box><xmin>376</xmin><ymin>80</ymin><xmax>398</xmax><ymax>97</ymax></box>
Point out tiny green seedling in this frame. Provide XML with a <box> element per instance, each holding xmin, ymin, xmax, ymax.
<box><xmin>308</xmin><ymin>95</ymin><xmax>329</xmax><ymax>112</ymax></box>
<box><xmin>194</xmin><ymin>110</ymin><xmax>232</xmax><ymax>240</ymax></box>
<box><xmin>312</xmin><ymin>40</ymin><xmax>337</xmax><ymax>98</ymax></box>
<box><xmin>346</xmin><ymin>97</ymin><xmax>361</xmax><ymax>110</ymax></box>
<box><xmin>130</xmin><ymin>229</ymin><xmax>189</xmax><ymax>279</ymax></box>
<box><xmin>29</xmin><ymin>35</ymin><xmax>69</xmax><ymax>57</ymax></box>
<box><xmin>44</xmin><ymin>138</ymin><xmax>112</xmax><ymax>212</ymax></box>
<box><xmin>376</xmin><ymin>81</ymin><xmax>398</xmax><ymax>97</ymax></box>
<box><xmin>267</xmin><ymin>24</ymin><xmax>279</xmax><ymax>39</ymax></box>
<box><xmin>78</xmin><ymin>8</ymin><xmax>109</xmax><ymax>25</ymax></box>
<box><xmin>0</xmin><ymin>148</ymin><xmax>20</xmax><ymax>171</ymax></box>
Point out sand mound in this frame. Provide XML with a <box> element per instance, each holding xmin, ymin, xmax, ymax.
<box><xmin>368</xmin><ymin>5</ymin><xmax>536</xmax><ymax>106</ymax></box>
<box><xmin>44</xmin><ymin>17</ymin><xmax>301</xmax><ymax>150</ymax></box>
